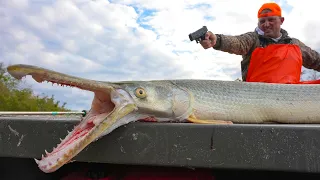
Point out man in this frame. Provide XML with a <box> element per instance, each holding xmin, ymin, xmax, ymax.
<box><xmin>200</xmin><ymin>2</ymin><xmax>320</xmax><ymax>84</ymax></box>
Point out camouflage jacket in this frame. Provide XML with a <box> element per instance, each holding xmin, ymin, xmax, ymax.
<box><xmin>213</xmin><ymin>28</ymin><xmax>320</xmax><ymax>81</ymax></box>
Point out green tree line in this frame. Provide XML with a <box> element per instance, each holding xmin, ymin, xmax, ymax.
<box><xmin>0</xmin><ymin>62</ymin><xmax>70</xmax><ymax>111</ymax></box>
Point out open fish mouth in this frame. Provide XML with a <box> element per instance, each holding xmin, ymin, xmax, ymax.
<box><xmin>7</xmin><ymin>64</ymin><xmax>138</xmax><ymax>173</ymax></box>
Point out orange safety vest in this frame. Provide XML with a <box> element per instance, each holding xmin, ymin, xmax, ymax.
<box><xmin>246</xmin><ymin>43</ymin><xmax>320</xmax><ymax>84</ymax></box>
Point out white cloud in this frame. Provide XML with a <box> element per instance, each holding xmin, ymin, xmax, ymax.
<box><xmin>2</xmin><ymin>0</ymin><xmax>320</xmax><ymax>110</ymax></box>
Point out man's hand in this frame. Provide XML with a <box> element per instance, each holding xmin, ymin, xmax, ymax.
<box><xmin>200</xmin><ymin>31</ymin><xmax>217</xmax><ymax>49</ymax></box>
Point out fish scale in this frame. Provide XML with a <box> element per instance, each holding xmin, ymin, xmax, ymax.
<box><xmin>170</xmin><ymin>79</ymin><xmax>320</xmax><ymax>123</ymax></box>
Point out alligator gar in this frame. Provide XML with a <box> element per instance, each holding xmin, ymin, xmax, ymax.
<box><xmin>6</xmin><ymin>64</ymin><xmax>320</xmax><ymax>173</ymax></box>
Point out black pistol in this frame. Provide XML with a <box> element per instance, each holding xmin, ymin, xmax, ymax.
<box><xmin>189</xmin><ymin>26</ymin><xmax>208</xmax><ymax>43</ymax></box>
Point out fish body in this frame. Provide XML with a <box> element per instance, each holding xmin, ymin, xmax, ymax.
<box><xmin>169</xmin><ymin>79</ymin><xmax>320</xmax><ymax>123</ymax></box>
<box><xmin>117</xmin><ymin>79</ymin><xmax>320</xmax><ymax>124</ymax></box>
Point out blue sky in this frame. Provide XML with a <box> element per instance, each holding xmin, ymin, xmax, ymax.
<box><xmin>2</xmin><ymin>0</ymin><xmax>320</xmax><ymax>111</ymax></box>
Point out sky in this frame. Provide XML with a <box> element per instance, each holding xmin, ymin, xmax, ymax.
<box><xmin>1</xmin><ymin>0</ymin><xmax>320</xmax><ymax>111</ymax></box>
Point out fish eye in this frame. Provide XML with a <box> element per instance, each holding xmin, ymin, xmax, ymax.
<box><xmin>134</xmin><ymin>87</ymin><xmax>147</xmax><ymax>98</ymax></box>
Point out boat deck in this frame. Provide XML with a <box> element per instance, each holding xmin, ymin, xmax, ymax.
<box><xmin>1</xmin><ymin>116</ymin><xmax>320</xmax><ymax>174</ymax></box>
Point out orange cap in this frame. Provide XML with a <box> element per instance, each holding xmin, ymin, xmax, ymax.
<box><xmin>257</xmin><ymin>2</ymin><xmax>282</xmax><ymax>18</ymax></box>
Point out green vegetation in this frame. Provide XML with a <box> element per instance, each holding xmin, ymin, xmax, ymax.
<box><xmin>0</xmin><ymin>62</ymin><xmax>69</xmax><ymax>111</ymax></box>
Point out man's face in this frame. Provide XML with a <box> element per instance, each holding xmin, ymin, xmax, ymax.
<box><xmin>258</xmin><ymin>10</ymin><xmax>284</xmax><ymax>38</ymax></box>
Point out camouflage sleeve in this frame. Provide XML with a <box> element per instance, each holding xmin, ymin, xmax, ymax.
<box><xmin>212</xmin><ymin>32</ymin><xmax>258</xmax><ymax>55</ymax></box>
<box><xmin>292</xmin><ymin>38</ymin><xmax>320</xmax><ymax>72</ymax></box>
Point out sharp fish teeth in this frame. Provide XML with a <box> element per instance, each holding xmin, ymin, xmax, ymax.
<box><xmin>34</xmin><ymin>159</ymin><xmax>39</xmax><ymax>164</ymax></box>
<box><xmin>34</xmin><ymin>158</ymin><xmax>40</xmax><ymax>164</ymax></box>
<box><xmin>45</xmin><ymin>150</ymin><xmax>49</xmax><ymax>154</ymax></box>
<box><xmin>60</xmin><ymin>138</ymin><xmax>63</xmax><ymax>141</ymax></box>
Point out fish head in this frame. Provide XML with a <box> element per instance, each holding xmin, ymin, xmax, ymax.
<box><xmin>6</xmin><ymin>64</ymin><xmax>193</xmax><ymax>173</ymax></box>
<box><xmin>117</xmin><ymin>81</ymin><xmax>193</xmax><ymax>121</ymax></box>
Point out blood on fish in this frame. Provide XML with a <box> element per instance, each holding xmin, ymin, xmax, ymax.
<box><xmin>139</xmin><ymin>116</ymin><xmax>157</xmax><ymax>122</ymax></box>
<box><xmin>50</xmin><ymin>122</ymin><xmax>95</xmax><ymax>154</ymax></box>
